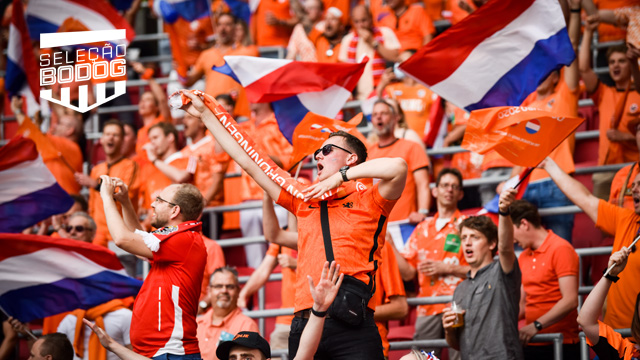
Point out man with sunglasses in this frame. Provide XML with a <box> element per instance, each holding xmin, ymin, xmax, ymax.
<box><xmin>182</xmin><ymin>91</ymin><xmax>407</xmax><ymax>360</ymax></box>
<box><xmin>196</xmin><ymin>266</ymin><xmax>258</xmax><ymax>360</ymax></box>
<box><xmin>100</xmin><ymin>177</ymin><xmax>207</xmax><ymax>360</ymax></box>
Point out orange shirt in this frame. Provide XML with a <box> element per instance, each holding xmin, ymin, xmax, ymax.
<box><xmin>594</xmin><ymin>0</ymin><xmax>631</xmax><ymax>42</ymax></box>
<box><xmin>373</xmin><ymin>241</ymin><xmax>406</xmax><ymax>357</ymax></box>
<box><xmin>180</xmin><ymin>136</ymin><xmax>231</xmax><ymax>207</ymax></box>
<box><xmin>240</xmin><ymin>115</ymin><xmax>293</xmax><ymax>202</ymax></box>
<box><xmin>195</xmin><ymin>307</ymin><xmax>259</xmax><ymax>360</ymax></box>
<box><xmin>377</xmin><ymin>5</ymin><xmax>435</xmax><ymax>52</ymax></box>
<box><xmin>609</xmin><ymin>162</ymin><xmax>639</xmax><ymax>210</ymax></box>
<box><xmin>519</xmin><ymin>230</ymin><xmax>579</xmax><ymax>344</ymax></box>
<box><xmin>138</xmin><ymin>152</ymin><xmax>198</xmax><ymax>209</ymax></box>
<box><xmin>596</xmin><ymin>200</ymin><xmax>640</xmax><ymax>329</ymax></box>
<box><xmin>266</xmin><ymin>243</ymin><xmax>297</xmax><ymax>325</ymax></box>
<box><xmin>387</xmin><ymin>82</ymin><xmax>436</xmax><ymax>136</ymax></box>
<box><xmin>401</xmin><ymin>211</ymin><xmax>468</xmax><ymax>316</ymax></box>
<box><xmin>592</xmin><ymin>82</ymin><xmax>640</xmax><ymax>165</ymax></box>
<box><xmin>251</xmin><ymin>0</ymin><xmax>293</xmax><ymax>47</ymax></box>
<box><xmin>520</xmin><ymin>80</ymin><xmax>578</xmax><ymax>181</ymax></box>
<box><xmin>47</xmin><ymin>135</ymin><xmax>83</xmax><ymax>194</ymax></box>
<box><xmin>201</xmin><ymin>235</ymin><xmax>226</xmax><ymax>299</ymax></box>
<box><xmin>586</xmin><ymin>321</ymin><xmax>640</xmax><ymax>360</ymax></box>
<box><xmin>89</xmin><ymin>158</ymin><xmax>141</xmax><ymax>247</ymax></box>
<box><xmin>368</xmin><ymin>139</ymin><xmax>430</xmax><ymax>222</ymax></box>
<box><xmin>193</xmin><ymin>45</ymin><xmax>259</xmax><ymax>119</ymax></box>
<box><xmin>135</xmin><ymin>115</ymin><xmax>164</xmax><ymax>165</ymax></box>
<box><xmin>315</xmin><ymin>37</ymin><xmax>342</xmax><ymax>63</ymax></box>
<box><xmin>164</xmin><ymin>17</ymin><xmax>213</xmax><ymax>77</ymax></box>
<box><xmin>277</xmin><ymin>182</ymin><xmax>397</xmax><ymax>312</ymax></box>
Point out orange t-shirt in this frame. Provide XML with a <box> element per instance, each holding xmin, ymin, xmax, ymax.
<box><xmin>89</xmin><ymin>158</ymin><xmax>141</xmax><ymax>247</ymax></box>
<box><xmin>596</xmin><ymin>200</ymin><xmax>640</xmax><ymax>329</ymax></box>
<box><xmin>266</xmin><ymin>243</ymin><xmax>298</xmax><ymax>325</ymax></box>
<box><xmin>193</xmin><ymin>45</ymin><xmax>259</xmax><ymax>119</ymax></box>
<box><xmin>609</xmin><ymin>162</ymin><xmax>639</xmax><ymax>210</ymax></box>
<box><xmin>387</xmin><ymin>82</ymin><xmax>436</xmax><ymax>136</ymax></box>
<box><xmin>200</xmin><ymin>235</ymin><xmax>226</xmax><ymax>299</ymax></box>
<box><xmin>164</xmin><ymin>17</ymin><xmax>213</xmax><ymax>77</ymax></box>
<box><xmin>592</xmin><ymin>82</ymin><xmax>640</xmax><ymax>165</ymax></box>
<box><xmin>368</xmin><ymin>139</ymin><xmax>430</xmax><ymax>222</ymax></box>
<box><xmin>180</xmin><ymin>136</ymin><xmax>231</xmax><ymax>207</ymax></box>
<box><xmin>196</xmin><ymin>307</ymin><xmax>259</xmax><ymax>360</ymax></box>
<box><xmin>251</xmin><ymin>0</ymin><xmax>293</xmax><ymax>47</ymax></box>
<box><xmin>401</xmin><ymin>211</ymin><xmax>468</xmax><ymax>316</ymax></box>
<box><xmin>47</xmin><ymin>135</ymin><xmax>83</xmax><ymax>194</ymax></box>
<box><xmin>240</xmin><ymin>115</ymin><xmax>293</xmax><ymax>202</ymax></box>
<box><xmin>377</xmin><ymin>5</ymin><xmax>435</xmax><ymax>52</ymax></box>
<box><xmin>586</xmin><ymin>321</ymin><xmax>640</xmax><ymax>360</ymax></box>
<box><xmin>277</xmin><ymin>182</ymin><xmax>397</xmax><ymax>312</ymax></box>
<box><xmin>315</xmin><ymin>37</ymin><xmax>341</xmax><ymax>64</ymax></box>
<box><xmin>519</xmin><ymin>230</ymin><xmax>579</xmax><ymax>344</ymax></box>
<box><xmin>594</xmin><ymin>0</ymin><xmax>631</xmax><ymax>42</ymax></box>
<box><xmin>135</xmin><ymin>115</ymin><xmax>164</xmax><ymax>165</ymax></box>
<box><xmin>138</xmin><ymin>152</ymin><xmax>198</xmax><ymax>209</ymax></box>
<box><xmin>520</xmin><ymin>80</ymin><xmax>578</xmax><ymax>181</ymax></box>
<box><xmin>373</xmin><ymin>241</ymin><xmax>406</xmax><ymax>357</ymax></box>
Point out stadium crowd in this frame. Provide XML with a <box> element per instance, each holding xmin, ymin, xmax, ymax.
<box><xmin>1</xmin><ymin>0</ymin><xmax>640</xmax><ymax>359</ymax></box>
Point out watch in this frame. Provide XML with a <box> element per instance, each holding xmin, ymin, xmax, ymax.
<box><xmin>533</xmin><ymin>320</ymin><xmax>543</xmax><ymax>331</ymax></box>
<box><xmin>340</xmin><ymin>166</ymin><xmax>350</xmax><ymax>182</ymax></box>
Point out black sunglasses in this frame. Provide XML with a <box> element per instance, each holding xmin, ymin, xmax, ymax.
<box><xmin>313</xmin><ymin>144</ymin><xmax>352</xmax><ymax>160</ymax></box>
<box><xmin>66</xmin><ymin>225</ymin><xmax>87</xmax><ymax>233</ymax></box>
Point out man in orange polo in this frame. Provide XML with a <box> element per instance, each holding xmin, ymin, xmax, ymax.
<box><xmin>75</xmin><ymin>120</ymin><xmax>140</xmax><ymax>249</ymax></box>
<box><xmin>377</xmin><ymin>0</ymin><xmax>434</xmax><ymax>52</ymax></box>
<box><xmin>139</xmin><ymin>122</ymin><xmax>198</xmax><ymax>220</ymax></box>
<box><xmin>184</xmin><ymin>13</ymin><xmax>259</xmax><ymax>119</ymax></box>
<box><xmin>314</xmin><ymin>7</ymin><xmax>345</xmax><ymax>64</ymax></box>
<box><xmin>395</xmin><ymin>168</ymin><xmax>469</xmax><ymax>360</ymax></box>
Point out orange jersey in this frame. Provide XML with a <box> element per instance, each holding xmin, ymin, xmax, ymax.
<box><xmin>277</xmin><ymin>182</ymin><xmax>397</xmax><ymax>312</ymax></box>
<box><xmin>200</xmin><ymin>235</ymin><xmax>226</xmax><ymax>299</ymax></box>
<box><xmin>135</xmin><ymin>115</ymin><xmax>164</xmax><ymax>165</ymax></box>
<box><xmin>377</xmin><ymin>5</ymin><xmax>434</xmax><ymax>52</ymax></box>
<box><xmin>387</xmin><ymin>82</ymin><xmax>436</xmax><ymax>136</ymax></box>
<box><xmin>373</xmin><ymin>241</ymin><xmax>406</xmax><ymax>357</ymax></box>
<box><xmin>520</xmin><ymin>80</ymin><xmax>578</xmax><ymax>181</ymax></box>
<box><xmin>251</xmin><ymin>0</ymin><xmax>293</xmax><ymax>47</ymax></box>
<box><xmin>401</xmin><ymin>211</ymin><xmax>468</xmax><ymax>316</ymax></box>
<box><xmin>315</xmin><ymin>37</ymin><xmax>341</xmax><ymax>63</ymax></box>
<box><xmin>368</xmin><ymin>139</ymin><xmax>430</xmax><ymax>222</ymax></box>
<box><xmin>89</xmin><ymin>158</ymin><xmax>141</xmax><ymax>247</ymax></box>
<box><xmin>592</xmin><ymin>82</ymin><xmax>640</xmax><ymax>165</ymax></box>
<box><xmin>139</xmin><ymin>153</ymin><xmax>198</xmax><ymax>209</ymax></box>
<box><xmin>164</xmin><ymin>17</ymin><xmax>213</xmax><ymax>77</ymax></box>
<box><xmin>587</xmin><ymin>321</ymin><xmax>640</xmax><ymax>360</ymax></box>
<box><xmin>519</xmin><ymin>230</ymin><xmax>579</xmax><ymax>344</ymax></box>
<box><xmin>194</xmin><ymin>45</ymin><xmax>259</xmax><ymax>119</ymax></box>
<box><xmin>180</xmin><ymin>136</ymin><xmax>231</xmax><ymax>207</ymax></box>
<box><xmin>596</xmin><ymin>200</ymin><xmax>640</xmax><ymax>329</ymax></box>
<box><xmin>240</xmin><ymin>115</ymin><xmax>293</xmax><ymax>202</ymax></box>
<box><xmin>609</xmin><ymin>163</ymin><xmax>639</xmax><ymax>210</ymax></box>
<box><xmin>266</xmin><ymin>243</ymin><xmax>298</xmax><ymax>325</ymax></box>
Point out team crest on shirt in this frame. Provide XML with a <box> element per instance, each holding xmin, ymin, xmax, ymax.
<box><xmin>546</xmin><ymin>98</ymin><xmax>555</xmax><ymax>109</ymax></box>
<box><xmin>630</xmin><ymin>103</ymin><xmax>638</xmax><ymax>113</ymax></box>
<box><xmin>153</xmin><ymin>226</ymin><xmax>178</xmax><ymax>235</ymax></box>
<box><xmin>417</xmin><ymin>89</ymin><xmax>426</xmax><ymax>98</ymax></box>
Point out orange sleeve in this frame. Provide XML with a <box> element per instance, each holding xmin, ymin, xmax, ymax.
<box><xmin>419</xmin><ymin>7</ymin><xmax>435</xmax><ymax>36</ymax></box>
<box><xmin>276</xmin><ymin>188</ymin><xmax>301</xmax><ymax>215</ymax></box>
<box><xmin>609</xmin><ymin>165</ymin><xmax>631</xmax><ymax>205</ymax></box>
<box><xmin>551</xmin><ymin>242</ymin><xmax>579</xmax><ymax>278</ymax></box>
<box><xmin>407</xmin><ymin>142</ymin><xmax>430</xmax><ymax>172</ymax></box>
<box><xmin>590</xmin><ymin>81</ymin><xmax>605</xmax><ymax>105</ymax></box>
<box><xmin>266</xmin><ymin>243</ymin><xmax>281</xmax><ymax>257</ymax></box>
<box><xmin>371</xmin><ymin>183</ymin><xmax>399</xmax><ymax>216</ymax></box>
<box><xmin>596</xmin><ymin>199</ymin><xmax>619</xmax><ymax>236</ymax></box>
<box><xmin>380</xmin><ymin>242</ymin><xmax>406</xmax><ymax>299</ymax></box>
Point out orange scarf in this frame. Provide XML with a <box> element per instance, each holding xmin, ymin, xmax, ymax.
<box><xmin>72</xmin><ymin>299</ymin><xmax>128</xmax><ymax>360</ymax></box>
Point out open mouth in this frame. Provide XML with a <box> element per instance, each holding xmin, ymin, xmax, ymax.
<box><xmin>317</xmin><ymin>163</ymin><xmax>324</xmax><ymax>173</ymax></box>
<box><xmin>464</xmin><ymin>248</ymin><xmax>474</xmax><ymax>258</ymax></box>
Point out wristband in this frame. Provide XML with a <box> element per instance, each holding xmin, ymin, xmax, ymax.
<box><xmin>310</xmin><ymin>307</ymin><xmax>327</xmax><ymax>318</ymax></box>
<box><xmin>340</xmin><ymin>166</ymin><xmax>350</xmax><ymax>182</ymax></box>
<box><xmin>498</xmin><ymin>208</ymin><xmax>510</xmax><ymax>216</ymax></box>
<box><xmin>533</xmin><ymin>320</ymin><xmax>543</xmax><ymax>331</ymax></box>
<box><xmin>419</xmin><ymin>209</ymin><xmax>429</xmax><ymax>215</ymax></box>
<box><xmin>603</xmin><ymin>269</ymin><xmax>620</xmax><ymax>283</ymax></box>
<box><xmin>141</xmin><ymin>68</ymin><xmax>154</xmax><ymax>80</ymax></box>
<box><xmin>570</xmin><ymin>8</ymin><xmax>581</xmax><ymax>13</ymax></box>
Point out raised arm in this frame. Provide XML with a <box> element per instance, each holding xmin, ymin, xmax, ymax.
<box><xmin>542</xmin><ymin>157</ymin><xmax>599</xmax><ymax>223</ymax></box>
<box><xmin>131</xmin><ymin>62</ymin><xmax>171</xmax><ymax>122</ymax></box>
<box><xmin>263</xmin><ymin>193</ymin><xmax>299</xmax><ymax>250</ymax></box>
<box><xmin>100</xmin><ymin>176</ymin><xmax>153</xmax><ymax>259</ymax></box>
<box><xmin>83</xmin><ymin>319</ymin><xmax>150</xmax><ymax>360</ymax></box>
<box><xmin>577</xmin><ymin>247</ymin><xmax>631</xmax><ymax>345</ymax></box>
<box><xmin>181</xmin><ymin>91</ymin><xmax>283</xmax><ymax>200</ymax></box>
<box><xmin>112</xmin><ymin>178</ymin><xmax>144</xmax><ymax>231</ymax></box>
<box><xmin>565</xmin><ymin>0</ymin><xmax>581</xmax><ymax>91</ymax></box>
<box><xmin>627</xmin><ymin>44</ymin><xmax>640</xmax><ymax>95</ymax></box>
<box><xmin>237</xmin><ymin>253</ymin><xmax>278</xmax><ymax>308</ymax></box>
<box><xmin>579</xmin><ymin>15</ymin><xmax>600</xmax><ymax>94</ymax></box>
<box><xmin>303</xmin><ymin>157</ymin><xmax>408</xmax><ymax>201</ymax></box>
<box><xmin>498</xmin><ymin>188</ymin><xmax>517</xmax><ymax>274</ymax></box>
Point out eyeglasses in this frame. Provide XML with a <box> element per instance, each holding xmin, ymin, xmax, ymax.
<box><xmin>66</xmin><ymin>225</ymin><xmax>88</xmax><ymax>233</ymax></box>
<box><xmin>438</xmin><ymin>183</ymin><xmax>461</xmax><ymax>191</ymax></box>
<box><xmin>313</xmin><ymin>144</ymin><xmax>352</xmax><ymax>160</ymax></box>
<box><xmin>209</xmin><ymin>284</ymin><xmax>238</xmax><ymax>290</ymax></box>
<box><xmin>155</xmin><ymin>196</ymin><xmax>178</xmax><ymax>207</ymax></box>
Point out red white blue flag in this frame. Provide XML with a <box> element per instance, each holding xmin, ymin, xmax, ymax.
<box><xmin>213</xmin><ymin>56</ymin><xmax>367</xmax><ymax>144</ymax></box>
<box><xmin>399</xmin><ymin>0</ymin><xmax>575</xmax><ymax>111</ymax></box>
<box><xmin>0</xmin><ymin>137</ymin><xmax>74</xmax><ymax>233</ymax></box>
<box><xmin>152</xmin><ymin>0</ymin><xmax>211</xmax><ymax>24</ymax></box>
<box><xmin>0</xmin><ymin>234</ymin><xmax>142</xmax><ymax>322</ymax></box>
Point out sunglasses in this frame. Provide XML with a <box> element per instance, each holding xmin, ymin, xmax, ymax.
<box><xmin>155</xmin><ymin>196</ymin><xmax>178</xmax><ymax>207</ymax></box>
<box><xmin>313</xmin><ymin>144</ymin><xmax>352</xmax><ymax>160</ymax></box>
<box><xmin>66</xmin><ymin>225</ymin><xmax>87</xmax><ymax>233</ymax></box>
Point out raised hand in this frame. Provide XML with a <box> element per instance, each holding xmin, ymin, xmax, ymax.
<box><xmin>308</xmin><ymin>261</ymin><xmax>344</xmax><ymax>312</ymax></box>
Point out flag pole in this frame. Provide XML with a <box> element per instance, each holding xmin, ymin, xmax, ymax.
<box><xmin>603</xmin><ymin>235</ymin><xmax>639</xmax><ymax>277</ymax></box>
<box><xmin>514</xmin><ymin>167</ymin><xmax>535</xmax><ymax>189</ymax></box>
<box><xmin>0</xmin><ymin>306</ymin><xmax>38</xmax><ymax>340</ymax></box>
<box><xmin>293</xmin><ymin>161</ymin><xmax>303</xmax><ymax>180</ymax></box>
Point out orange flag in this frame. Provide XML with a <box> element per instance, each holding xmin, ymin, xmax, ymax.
<box><xmin>289</xmin><ymin>112</ymin><xmax>367</xmax><ymax>169</ymax></box>
<box><xmin>461</xmin><ymin>106</ymin><xmax>584</xmax><ymax>167</ymax></box>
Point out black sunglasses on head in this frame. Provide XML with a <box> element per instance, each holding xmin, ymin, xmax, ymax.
<box><xmin>66</xmin><ymin>225</ymin><xmax>87</xmax><ymax>233</ymax></box>
<box><xmin>313</xmin><ymin>144</ymin><xmax>352</xmax><ymax>160</ymax></box>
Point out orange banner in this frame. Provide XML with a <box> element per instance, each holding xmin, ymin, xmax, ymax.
<box><xmin>461</xmin><ymin>106</ymin><xmax>584</xmax><ymax>167</ymax></box>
